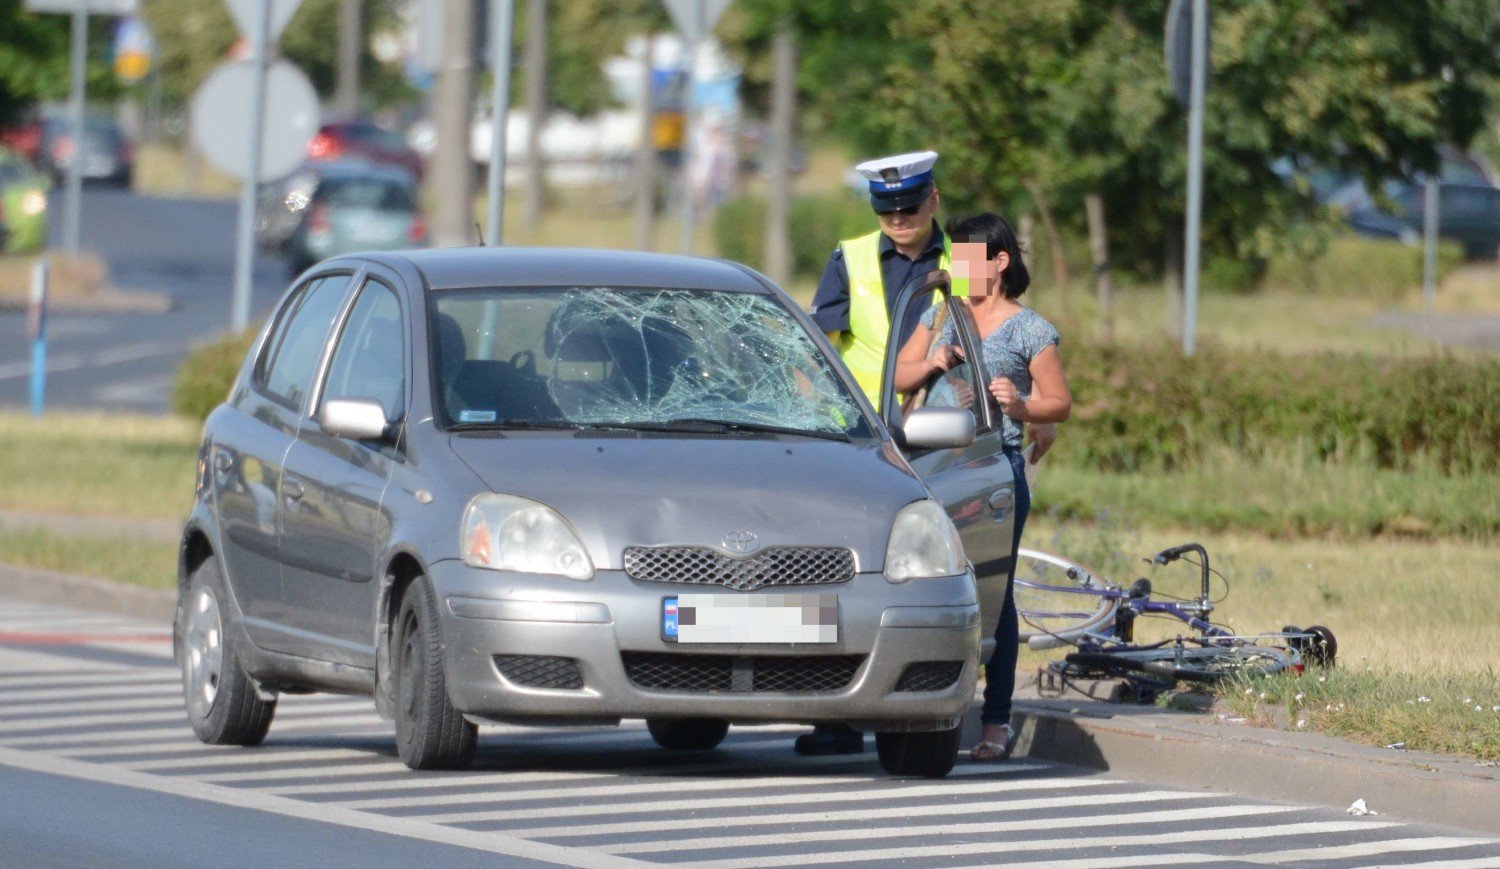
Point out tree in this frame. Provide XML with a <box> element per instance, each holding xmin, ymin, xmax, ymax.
<box><xmin>0</xmin><ymin>0</ymin><xmax>122</xmax><ymax>126</ymax></box>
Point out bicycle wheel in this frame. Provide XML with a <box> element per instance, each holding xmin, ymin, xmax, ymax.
<box><xmin>1014</xmin><ymin>548</ymin><xmax>1119</xmax><ymax>649</ymax></box>
<box><xmin>1065</xmin><ymin>644</ymin><xmax>1291</xmax><ymax>685</ymax></box>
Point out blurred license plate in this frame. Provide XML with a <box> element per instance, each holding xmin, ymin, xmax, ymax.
<box><xmin>663</xmin><ymin>594</ymin><xmax>838</xmax><ymax>644</ymax></box>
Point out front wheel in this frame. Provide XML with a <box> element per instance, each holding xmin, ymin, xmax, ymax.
<box><xmin>646</xmin><ymin>718</ymin><xmax>729</xmax><ymax>750</ymax></box>
<box><xmin>394</xmin><ymin>578</ymin><xmax>477</xmax><ymax>770</ymax></box>
<box><xmin>1066</xmin><ymin>644</ymin><xmax>1291</xmax><ymax>685</ymax></box>
<box><xmin>177</xmin><ymin>556</ymin><xmax>275</xmax><ymax>745</ymax></box>
<box><xmin>875</xmin><ymin>726</ymin><xmax>960</xmax><ymax>778</ymax></box>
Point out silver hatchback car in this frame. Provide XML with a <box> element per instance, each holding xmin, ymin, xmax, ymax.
<box><xmin>175</xmin><ymin>248</ymin><xmax>1021</xmax><ymax>778</ymax></box>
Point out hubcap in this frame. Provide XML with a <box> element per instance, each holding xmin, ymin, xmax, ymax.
<box><xmin>398</xmin><ymin>612</ymin><xmax>421</xmax><ymax>726</ymax></box>
<box><xmin>183</xmin><ymin>586</ymin><xmax>223</xmax><ymax>719</ymax></box>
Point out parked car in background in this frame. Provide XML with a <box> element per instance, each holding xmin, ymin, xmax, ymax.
<box><xmin>307</xmin><ymin>120</ymin><xmax>424</xmax><ymax>181</ymax></box>
<box><xmin>0</xmin><ymin>147</ymin><xmax>51</xmax><ymax>253</ymax></box>
<box><xmin>1327</xmin><ymin>149</ymin><xmax>1500</xmax><ymax>260</ymax></box>
<box><xmin>39</xmin><ymin>114</ymin><xmax>135</xmax><ymax>189</ymax></box>
<box><xmin>284</xmin><ymin>161</ymin><xmax>426</xmax><ymax>274</ymax></box>
<box><xmin>0</xmin><ymin>114</ymin><xmax>45</xmax><ymax>163</ymax></box>
<box><xmin>177</xmin><ymin>248</ymin><xmax>1014</xmax><ymax>777</ymax></box>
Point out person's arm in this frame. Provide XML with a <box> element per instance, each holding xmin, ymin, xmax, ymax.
<box><xmin>989</xmin><ymin>344</ymin><xmax>1071</xmax><ymax>424</ymax></box>
<box><xmin>1027</xmin><ymin>422</ymin><xmax>1058</xmax><ymax>461</ymax></box>
<box><xmin>809</xmin><ymin>250</ymin><xmax>851</xmax><ymax>337</ymax></box>
<box><xmin>893</xmin><ymin>323</ymin><xmax>964</xmax><ymax>392</ymax></box>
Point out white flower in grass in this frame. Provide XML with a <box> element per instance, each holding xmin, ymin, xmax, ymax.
<box><xmin>1317</xmin><ymin>675</ymin><xmax>1326</xmax><ymax>682</ymax></box>
<box><xmin>1294</xmin><ymin>692</ymin><xmax>1305</xmax><ymax>702</ymax></box>
<box><xmin>1417</xmin><ymin>696</ymin><xmax>1431</xmax><ymax>703</ymax></box>
<box><xmin>1478</xmin><ymin>706</ymin><xmax>1485</xmax><ymax>712</ymax></box>
<box><xmin>1296</xmin><ymin>719</ymin><xmax>1307</xmax><ymax>728</ymax></box>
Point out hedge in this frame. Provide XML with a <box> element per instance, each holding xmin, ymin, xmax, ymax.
<box><xmin>172</xmin><ymin>331</ymin><xmax>256</xmax><ymax>422</ymax></box>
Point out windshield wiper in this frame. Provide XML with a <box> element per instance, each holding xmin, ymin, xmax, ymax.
<box><xmin>448</xmin><ymin>419</ymin><xmax>589</xmax><ymax>432</ymax></box>
<box><xmin>656</xmin><ymin>418</ymin><xmax>850</xmax><ymax>442</ymax></box>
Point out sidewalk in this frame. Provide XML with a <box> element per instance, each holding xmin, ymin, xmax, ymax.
<box><xmin>3</xmin><ymin>562</ymin><xmax>1497</xmax><ymax>837</ymax></box>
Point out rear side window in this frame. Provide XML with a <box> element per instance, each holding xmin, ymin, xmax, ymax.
<box><xmin>256</xmin><ymin>274</ymin><xmax>353</xmax><ymax>410</ymax></box>
<box><xmin>321</xmin><ymin>280</ymin><xmax>405</xmax><ymax>420</ymax></box>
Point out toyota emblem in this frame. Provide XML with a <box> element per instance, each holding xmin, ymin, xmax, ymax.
<box><xmin>722</xmin><ymin>531</ymin><xmax>760</xmax><ymax>554</ymax></box>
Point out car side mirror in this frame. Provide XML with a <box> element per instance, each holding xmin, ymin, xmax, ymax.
<box><xmin>319</xmin><ymin>398</ymin><xmax>392</xmax><ymax>442</ymax></box>
<box><xmin>898</xmin><ymin>406</ymin><xmax>975</xmax><ymax>451</ymax></box>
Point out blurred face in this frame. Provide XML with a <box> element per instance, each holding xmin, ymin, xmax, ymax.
<box><xmin>949</xmin><ymin>241</ymin><xmax>1009</xmax><ymax>298</ymax></box>
<box><xmin>875</xmin><ymin>188</ymin><xmax>940</xmax><ymax>249</ymax></box>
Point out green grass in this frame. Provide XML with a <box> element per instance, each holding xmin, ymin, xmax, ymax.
<box><xmin>0</xmin><ymin>413</ymin><xmax>199</xmax><ymax>521</ymax></box>
<box><xmin>0</xmin><ymin>527</ymin><xmax>178</xmax><ymax>590</ymax></box>
<box><xmin>1033</xmin><ymin>447</ymin><xmax>1500</xmax><ymax>541</ymax></box>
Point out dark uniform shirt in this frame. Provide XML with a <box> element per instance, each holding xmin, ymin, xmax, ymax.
<box><xmin>809</xmin><ymin>222</ymin><xmax>947</xmax><ymax>346</ymax></box>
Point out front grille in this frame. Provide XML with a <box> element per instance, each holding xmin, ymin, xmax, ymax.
<box><xmin>622</xmin><ymin>652</ymin><xmax>864</xmax><ymax>693</ymax></box>
<box><xmin>494</xmin><ymin>655</ymin><xmax>584</xmax><ymax>690</ymax></box>
<box><xmin>623</xmin><ymin>546</ymin><xmax>855</xmax><ymax>591</ymax></box>
<box><xmin>893</xmin><ymin>660</ymin><xmax>965</xmax><ymax>692</ymax></box>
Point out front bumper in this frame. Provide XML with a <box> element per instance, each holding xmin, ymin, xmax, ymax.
<box><xmin>429</xmin><ymin>560</ymin><xmax>980</xmax><ymax>731</ymax></box>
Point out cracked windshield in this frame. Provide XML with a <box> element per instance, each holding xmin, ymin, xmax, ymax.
<box><xmin>433</xmin><ymin>288</ymin><xmax>869</xmax><ymax>438</ymax></box>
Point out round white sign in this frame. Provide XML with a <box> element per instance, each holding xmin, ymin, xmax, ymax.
<box><xmin>191</xmin><ymin>59</ymin><xmax>320</xmax><ymax>182</ymax></box>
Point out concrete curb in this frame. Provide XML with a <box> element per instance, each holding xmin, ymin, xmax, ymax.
<box><xmin>958</xmin><ymin>672</ymin><xmax>1500</xmax><ymax>838</ymax></box>
<box><xmin>0</xmin><ymin>565</ymin><xmax>175</xmax><ymax>623</ymax></box>
<box><xmin>1</xmin><ymin>565</ymin><xmax>1496</xmax><ymax>836</ymax></box>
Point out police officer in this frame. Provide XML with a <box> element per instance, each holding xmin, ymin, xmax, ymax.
<box><xmin>795</xmin><ymin>151</ymin><xmax>951</xmax><ymax>757</ymax></box>
<box><xmin>810</xmin><ymin>150</ymin><xmax>950</xmax><ymax>405</ymax></box>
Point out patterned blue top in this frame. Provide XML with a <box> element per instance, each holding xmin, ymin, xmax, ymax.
<box><xmin>919</xmin><ymin>304</ymin><xmax>1060</xmax><ymax>448</ymax></box>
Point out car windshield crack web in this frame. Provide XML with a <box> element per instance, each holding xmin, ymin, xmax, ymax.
<box><xmin>542</xmin><ymin>288</ymin><xmax>860</xmax><ymax>435</ymax></box>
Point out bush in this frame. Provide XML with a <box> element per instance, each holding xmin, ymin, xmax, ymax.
<box><xmin>1059</xmin><ymin>336</ymin><xmax>1500</xmax><ymax>476</ymax></box>
<box><xmin>713</xmin><ymin>193</ymin><xmax>873</xmax><ymax>280</ymax></box>
<box><xmin>1264</xmin><ymin>235</ymin><xmax>1463</xmax><ymax>299</ymax></box>
<box><xmin>172</xmin><ymin>331</ymin><xmax>256</xmax><ymax>422</ymax></box>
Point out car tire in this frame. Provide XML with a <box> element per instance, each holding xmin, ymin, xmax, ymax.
<box><xmin>875</xmin><ymin>725</ymin><xmax>960</xmax><ymax>778</ymax></box>
<box><xmin>177</xmin><ymin>556</ymin><xmax>276</xmax><ymax>746</ymax></box>
<box><xmin>394</xmin><ymin>577</ymin><xmax>477</xmax><ymax>770</ymax></box>
<box><xmin>646</xmin><ymin>717</ymin><xmax>730</xmax><ymax>750</ymax></box>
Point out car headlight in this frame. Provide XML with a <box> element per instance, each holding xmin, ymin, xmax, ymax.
<box><xmin>885</xmin><ymin>499</ymin><xmax>964</xmax><ymax>582</ymax></box>
<box><xmin>20</xmin><ymin>190</ymin><xmax>46</xmax><ymax>217</ymax></box>
<box><xmin>461</xmin><ymin>494</ymin><xmax>594</xmax><ymax>580</ymax></box>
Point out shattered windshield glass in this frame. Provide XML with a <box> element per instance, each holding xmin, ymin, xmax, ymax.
<box><xmin>432</xmin><ymin>287</ymin><xmax>871</xmax><ymax>438</ymax></box>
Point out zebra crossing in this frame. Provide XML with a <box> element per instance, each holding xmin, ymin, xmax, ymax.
<box><xmin>3</xmin><ymin>597</ymin><xmax>1499</xmax><ymax>868</ymax></box>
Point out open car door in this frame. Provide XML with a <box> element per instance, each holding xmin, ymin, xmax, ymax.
<box><xmin>879</xmin><ymin>270</ymin><xmax>1018</xmax><ymax>657</ymax></box>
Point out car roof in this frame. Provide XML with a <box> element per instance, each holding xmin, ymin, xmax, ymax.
<box><xmin>368</xmin><ymin>248</ymin><xmax>777</xmax><ymax>294</ymax></box>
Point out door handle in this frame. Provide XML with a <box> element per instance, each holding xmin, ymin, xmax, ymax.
<box><xmin>283</xmin><ymin>477</ymin><xmax>305</xmax><ymax>501</ymax></box>
<box><xmin>213</xmin><ymin>451</ymin><xmax>232</xmax><ymax>473</ymax></box>
<box><xmin>988</xmin><ymin>488</ymin><xmax>1013</xmax><ymax>511</ymax></box>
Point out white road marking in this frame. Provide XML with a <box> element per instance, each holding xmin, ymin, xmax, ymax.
<box><xmin>604</xmin><ymin>803</ymin><xmax>1296</xmax><ymax>853</ymax></box>
<box><xmin>0</xmin><ymin>702</ymin><xmax>379</xmax><ymax>734</ymax></box>
<box><xmin>0</xmin><ymin>714</ymin><xmax>389</xmax><ymax>746</ymax></box>
<box><xmin>0</xmin><ymin>342</ymin><xmax>184</xmax><ymax>382</ymax></box>
<box><xmin>1374</xmin><ymin>860</ymin><xmax>1500</xmax><ymax>869</ymax></box>
<box><xmin>0</xmin><ymin>745</ymin><xmax>647</xmax><ymax>869</ymax></box>
<box><xmin>1241</xmin><ymin>837</ymin><xmax>1496</xmax><ymax>865</ymax></box>
<box><xmin>949</xmin><ymin>854</ymin><xmax>1233</xmax><ymax>869</ymax></box>
<box><xmin>130</xmin><ymin>748</ymin><xmax>397</xmax><ymax>773</ymax></box>
<box><xmin>419</xmin><ymin>776</ymin><xmax>1127</xmax><ymax>825</ymax></box>
<box><xmin>685</xmin><ymin>820</ymin><xmax>1403</xmax><ymax>868</ymax></box>
<box><xmin>0</xmin><ymin>672</ymin><xmax>176</xmax><ymax>690</ymax></box>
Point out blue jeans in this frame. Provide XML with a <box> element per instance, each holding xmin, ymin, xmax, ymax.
<box><xmin>981</xmin><ymin>447</ymin><xmax>1030</xmax><ymax>726</ymax></box>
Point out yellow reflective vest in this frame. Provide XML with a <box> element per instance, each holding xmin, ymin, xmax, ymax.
<box><xmin>835</xmin><ymin>230</ymin><xmax>954</xmax><ymax>402</ymax></box>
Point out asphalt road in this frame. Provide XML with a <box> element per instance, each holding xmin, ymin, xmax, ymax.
<box><xmin>3</xmin><ymin>599</ymin><xmax>1499</xmax><ymax>868</ymax></box>
<box><xmin>0</xmin><ymin>188</ymin><xmax>290</xmax><ymax>414</ymax></box>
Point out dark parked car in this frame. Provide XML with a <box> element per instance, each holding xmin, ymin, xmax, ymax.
<box><xmin>1327</xmin><ymin>150</ymin><xmax>1500</xmax><ymax>260</ymax></box>
<box><xmin>40</xmin><ymin>114</ymin><xmax>134</xmax><ymax>188</ymax></box>
<box><xmin>282</xmin><ymin>162</ymin><xmax>426</xmax><ymax>274</ymax></box>
<box><xmin>307</xmin><ymin>120</ymin><xmax>424</xmax><ymax>181</ymax></box>
<box><xmin>176</xmin><ymin>248</ymin><xmax>1022</xmax><ymax>777</ymax></box>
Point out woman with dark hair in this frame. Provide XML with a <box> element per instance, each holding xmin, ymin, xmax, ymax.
<box><xmin>894</xmin><ymin>211</ymin><xmax>1072</xmax><ymax>761</ymax></box>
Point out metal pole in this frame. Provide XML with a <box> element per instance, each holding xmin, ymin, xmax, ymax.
<box><xmin>633</xmin><ymin>33</ymin><xmax>656</xmax><ymax>251</ymax></box>
<box><xmin>29</xmin><ymin>260</ymin><xmax>49</xmax><ymax>417</ymax></box>
<box><xmin>1181</xmin><ymin>0</ymin><xmax>1206</xmax><ymax>355</ymax></box>
<box><xmin>334</xmin><ymin>0</ymin><xmax>363</xmax><ymax>116</ymax></box>
<box><xmin>679</xmin><ymin>0</ymin><xmax>700</xmax><ymax>255</ymax></box>
<box><xmin>63</xmin><ymin>6</ymin><xmax>87</xmax><ymax>255</ymax></box>
<box><xmin>764</xmin><ymin>19</ymin><xmax>794</xmax><ymax>285</ymax></box>
<box><xmin>1422</xmin><ymin>177</ymin><xmax>1439</xmax><ymax>313</ymax></box>
<box><xmin>485</xmin><ymin>0</ymin><xmax>515</xmax><ymax>246</ymax></box>
<box><xmin>230</xmin><ymin>0</ymin><xmax>271</xmax><ymax>333</ymax></box>
<box><xmin>523</xmin><ymin>0</ymin><xmax>545</xmax><ymax>228</ymax></box>
<box><xmin>429</xmin><ymin>0</ymin><xmax>476</xmax><ymax>247</ymax></box>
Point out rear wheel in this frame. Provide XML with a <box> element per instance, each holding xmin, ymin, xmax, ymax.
<box><xmin>1066</xmin><ymin>644</ymin><xmax>1291</xmax><ymax>685</ymax></box>
<box><xmin>646</xmin><ymin>718</ymin><xmax>730</xmax><ymax>750</ymax></box>
<box><xmin>1013</xmin><ymin>548</ymin><xmax>1120</xmax><ymax>648</ymax></box>
<box><xmin>177</xmin><ymin>556</ymin><xmax>275</xmax><ymax>745</ymax></box>
<box><xmin>394</xmin><ymin>578</ymin><xmax>477</xmax><ymax>770</ymax></box>
<box><xmin>875</xmin><ymin>726</ymin><xmax>960</xmax><ymax>778</ymax></box>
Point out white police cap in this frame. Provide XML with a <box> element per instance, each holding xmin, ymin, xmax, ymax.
<box><xmin>854</xmin><ymin>151</ymin><xmax>939</xmax><ymax>212</ymax></box>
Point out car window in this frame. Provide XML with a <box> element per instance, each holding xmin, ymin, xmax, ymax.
<box><xmin>891</xmin><ymin>292</ymin><xmax>990</xmax><ymax>430</ymax></box>
<box><xmin>321</xmin><ymin>279</ymin><xmax>405</xmax><ymax>420</ymax></box>
<box><xmin>317</xmin><ymin>178</ymin><xmax>415</xmax><ymax>212</ymax></box>
<box><xmin>256</xmin><ymin>274</ymin><xmax>354</xmax><ymax>411</ymax></box>
<box><xmin>431</xmin><ymin>287</ymin><xmax>871</xmax><ymax>439</ymax></box>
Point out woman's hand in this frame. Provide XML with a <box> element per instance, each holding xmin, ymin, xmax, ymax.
<box><xmin>930</xmin><ymin>343</ymin><xmax>964</xmax><ymax>374</ymax></box>
<box><xmin>1028</xmin><ymin>423</ymin><xmax>1057</xmax><ymax>460</ymax></box>
<box><xmin>989</xmin><ymin>376</ymin><xmax>1026</xmax><ymax>419</ymax></box>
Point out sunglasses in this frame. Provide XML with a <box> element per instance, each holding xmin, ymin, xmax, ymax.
<box><xmin>879</xmin><ymin>203</ymin><xmax>925</xmax><ymax>217</ymax></box>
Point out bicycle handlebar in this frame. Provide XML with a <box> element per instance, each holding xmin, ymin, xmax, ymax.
<box><xmin>1152</xmin><ymin>543</ymin><xmax>1212</xmax><ymax>602</ymax></box>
